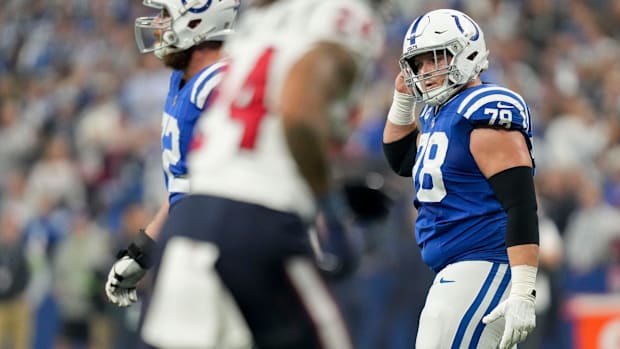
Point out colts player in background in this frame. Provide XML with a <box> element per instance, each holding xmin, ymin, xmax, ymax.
<box><xmin>383</xmin><ymin>8</ymin><xmax>539</xmax><ymax>349</ymax></box>
<box><xmin>105</xmin><ymin>0</ymin><xmax>239</xmax><ymax>308</ymax></box>
<box><xmin>139</xmin><ymin>0</ymin><xmax>386</xmax><ymax>348</ymax></box>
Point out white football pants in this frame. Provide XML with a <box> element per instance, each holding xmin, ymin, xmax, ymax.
<box><xmin>416</xmin><ymin>261</ymin><xmax>513</xmax><ymax>349</ymax></box>
<box><xmin>141</xmin><ymin>237</ymin><xmax>253</xmax><ymax>349</ymax></box>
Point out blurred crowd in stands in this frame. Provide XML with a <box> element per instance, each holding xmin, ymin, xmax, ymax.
<box><xmin>0</xmin><ymin>0</ymin><xmax>619</xmax><ymax>348</ymax></box>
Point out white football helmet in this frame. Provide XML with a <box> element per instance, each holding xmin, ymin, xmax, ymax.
<box><xmin>135</xmin><ymin>0</ymin><xmax>239</xmax><ymax>59</ymax></box>
<box><xmin>399</xmin><ymin>9</ymin><xmax>489</xmax><ymax>106</ymax></box>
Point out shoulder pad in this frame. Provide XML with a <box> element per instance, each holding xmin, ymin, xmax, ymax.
<box><xmin>455</xmin><ymin>86</ymin><xmax>530</xmax><ymax>131</ymax></box>
<box><xmin>190</xmin><ymin>61</ymin><xmax>227</xmax><ymax>109</ymax></box>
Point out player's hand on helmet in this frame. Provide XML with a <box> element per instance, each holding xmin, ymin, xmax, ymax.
<box><xmin>105</xmin><ymin>256</ymin><xmax>147</xmax><ymax>307</ymax></box>
<box><xmin>482</xmin><ymin>265</ymin><xmax>537</xmax><ymax>349</ymax></box>
<box><xmin>105</xmin><ymin>229</ymin><xmax>156</xmax><ymax>307</ymax></box>
<box><xmin>394</xmin><ymin>71</ymin><xmax>409</xmax><ymax>94</ymax></box>
<box><xmin>387</xmin><ymin>72</ymin><xmax>416</xmax><ymax>126</ymax></box>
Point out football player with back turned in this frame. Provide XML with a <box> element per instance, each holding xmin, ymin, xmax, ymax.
<box><xmin>382</xmin><ymin>8</ymin><xmax>539</xmax><ymax>349</ymax></box>
<box><xmin>140</xmin><ymin>0</ymin><xmax>385</xmax><ymax>348</ymax></box>
<box><xmin>104</xmin><ymin>0</ymin><xmax>239</xmax><ymax>308</ymax></box>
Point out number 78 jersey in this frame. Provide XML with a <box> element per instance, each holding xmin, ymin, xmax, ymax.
<box><xmin>188</xmin><ymin>0</ymin><xmax>383</xmax><ymax>219</ymax></box>
<box><xmin>413</xmin><ymin>84</ymin><xmax>534</xmax><ymax>273</ymax></box>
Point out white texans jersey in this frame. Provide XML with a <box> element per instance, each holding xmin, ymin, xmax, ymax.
<box><xmin>188</xmin><ymin>0</ymin><xmax>384</xmax><ymax>219</ymax></box>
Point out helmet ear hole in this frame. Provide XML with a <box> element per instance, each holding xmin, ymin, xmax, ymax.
<box><xmin>188</xmin><ymin>19</ymin><xmax>201</xmax><ymax>29</ymax></box>
<box><xmin>449</xmin><ymin>70</ymin><xmax>463</xmax><ymax>84</ymax></box>
<box><xmin>163</xmin><ymin>31</ymin><xmax>177</xmax><ymax>44</ymax></box>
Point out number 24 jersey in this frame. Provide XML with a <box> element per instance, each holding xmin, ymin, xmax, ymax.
<box><xmin>188</xmin><ymin>0</ymin><xmax>384</xmax><ymax>219</ymax></box>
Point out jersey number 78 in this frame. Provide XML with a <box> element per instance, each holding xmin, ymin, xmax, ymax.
<box><xmin>412</xmin><ymin>132</ymin><xmax>448</xmax><ymax>202</ymax></box>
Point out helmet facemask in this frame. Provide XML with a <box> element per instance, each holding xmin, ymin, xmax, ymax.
<box><xmin>400</xmin><ymin>45</ymin><xmax>461</xmax><ymax>106</ymax></box>
<box><xmin>135</xmin><ymin>8</ymin><xmax>178</xmax><ymax>59</ymax></box>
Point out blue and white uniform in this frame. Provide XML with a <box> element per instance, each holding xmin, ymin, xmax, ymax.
<box><xmin>413</xmin><ymin>84</ymin><xmax>534</xmax><ymax>349</ymax></box>
<box><xmin>160</xmin><ymin>62</ymin><xmax>226</xmax><ymax>205</ymax></box>
<box><xmin>413</xmin><ymin>83</ymin><xmax>533</xmax><ymax>273</ymax></box>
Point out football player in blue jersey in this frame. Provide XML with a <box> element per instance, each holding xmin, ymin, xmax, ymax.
<box><xmin>382</xmin><ymin>9</ymin><xmax>539</xmax><ymax>349</ymax></box>
<box><xmin>104</xmin><ymin>0</ymin><xmax>239</xmax><ymax>308</ymax></box>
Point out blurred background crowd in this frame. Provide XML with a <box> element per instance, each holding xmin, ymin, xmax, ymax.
<box><xmin>0</xmin><ymin>0</ymin><xmax>619</xmax><ymax>348</ymax></box>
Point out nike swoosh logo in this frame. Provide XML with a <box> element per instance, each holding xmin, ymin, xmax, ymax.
<box><xmin>439</xmin><ymin>277</ymin><xmax>455</xmax><ymax>284</ymax></box>
<box><xmin>496</xmin><ymin>101</ymin><xmax>514</xmax><ymax>109</ymax></box>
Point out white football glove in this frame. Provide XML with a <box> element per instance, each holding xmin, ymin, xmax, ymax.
<box><xmin>482</xmin><ymin>265</ymin><xmax>537</xmax><ymax>349</ymax></box>
<box><xmin>106</xmin><ymin>229</ymin><xmax>155</xmax><ymax>307</ymax></box>
<box><xmin>105</xmin><ymin>256</ymin><xmax>147</xmax><ymax>307</ymax></box>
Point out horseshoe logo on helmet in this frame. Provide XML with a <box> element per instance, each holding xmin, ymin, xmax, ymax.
<box><xmin>181</xmin><ymin>0</ymin><xmax>212</xmax><ymax>14</ymax></box>
<box><xmin>451</xmin><ymin>14</ymin><xmax>479</xmax><ymax>41</ymax></box>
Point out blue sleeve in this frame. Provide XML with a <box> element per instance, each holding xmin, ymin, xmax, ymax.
<box><xmin>457</xmin><ymin>86</ymin><xmax>531</xmax><ymax>133</ymax></box>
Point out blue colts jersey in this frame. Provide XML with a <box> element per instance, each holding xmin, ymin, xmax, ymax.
<box><xmin>162</xmin><ymin>62</ymin><xmax>226</xmax><ymax>205</ymax></box>
<box><xmin>413</xmin><ymin>84</ymin><xmax>534</xmax><ymax>272</ymax></box>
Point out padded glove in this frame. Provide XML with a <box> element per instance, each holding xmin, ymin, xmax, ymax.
<box><xmin>105</xmin><ymin>229</ymin><xmax>155</xmax><ymax>307</ymax></box>
<box><xmin>482</xmin><ymin>265</ymin><xmax>537</xmax><ymax>349</ymax></box>
<box><xmin>105</xmin><ymin>256</ymin><xmax>147</xmax><ymax>307</ymax></box>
